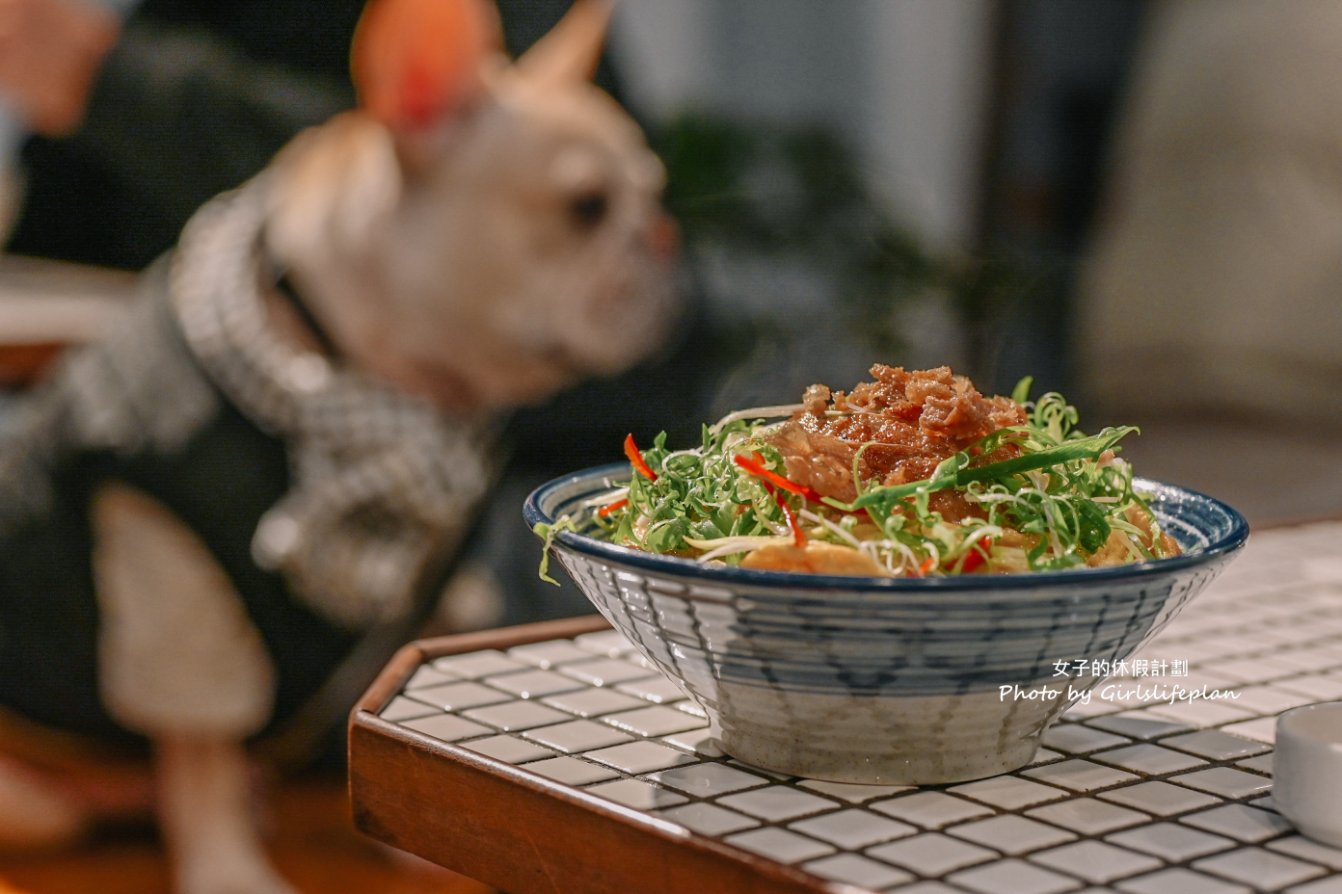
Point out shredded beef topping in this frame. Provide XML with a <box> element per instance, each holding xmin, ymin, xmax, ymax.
<box><xmin>769</xmin><ymin>365</ymin><xmax>1027</xmax><ymax>511</ymax></box>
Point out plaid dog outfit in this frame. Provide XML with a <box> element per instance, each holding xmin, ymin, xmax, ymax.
<box><xmin>0</xmin><ymin>175</ymin><xmax>494</xmax><ymax>748</ymax></box>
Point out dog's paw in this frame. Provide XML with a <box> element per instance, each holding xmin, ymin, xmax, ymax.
<box><xmin>177</xmin><ymin>857</ymin><xmax>298</xmax><ymax>894</ymax></box>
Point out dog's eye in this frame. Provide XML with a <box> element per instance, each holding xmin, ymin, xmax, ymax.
<box><xmin>568</xmin><ymin>190</ymin><xmax>610</xmax><ymax>228</ymax></box>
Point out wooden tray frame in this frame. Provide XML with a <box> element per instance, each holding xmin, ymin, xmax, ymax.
<box><xmin>348</xmin><ymin>615</ymin><xmax>838</xmax><ymax>894</ymax></box>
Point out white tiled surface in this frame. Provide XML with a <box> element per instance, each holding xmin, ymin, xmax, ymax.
<box><xmin>1106</xmin><ymin>822</ymin><xmax>1236</xmax><ymax>862</ymax></box>
<box><xmin>380</xmin><ymin>520</ymin><xmax>1342</xmax><ymax>892</ymax></box>
<box><xmin>946</xmin><ymin>815</ymin><xmax>1077</xmax><ymax>854</ymax></box>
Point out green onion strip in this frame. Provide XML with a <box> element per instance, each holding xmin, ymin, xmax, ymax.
<box><xmin>536</xmin><ymin>387</ymin><xmax>1175</xmax><ymax>580</ymax></box>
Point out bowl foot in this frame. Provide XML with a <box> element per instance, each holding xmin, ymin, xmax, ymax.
<box><xmin>718</xmin><ymin>727</ymin><xmax>1041</xmax><ymax>785</ymax></box>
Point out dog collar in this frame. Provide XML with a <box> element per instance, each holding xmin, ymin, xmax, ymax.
<box><xmin>270</xmin><ymin>269</ymin><xmax>345</xmax><ymax>361</ymax></box>
<box><xmin>168</xmin><ymin>175</ymin><xmax>498</xmax><ymax>628</ymax></box>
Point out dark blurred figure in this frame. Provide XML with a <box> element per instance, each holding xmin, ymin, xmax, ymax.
<box><xmin>3</xmin><ymin>0</ymin><xmax>623</xmax><ymax>269</ymax></box>
<box><xmin>1</xmin><ymin>0</ymin><xmax>707</xmax><ymax>628</ymax></box>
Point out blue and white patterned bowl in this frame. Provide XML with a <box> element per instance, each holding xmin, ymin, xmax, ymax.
<box><xmin>524</xmin><ymin>465</ymin><xmax>1249</xmax><ymax>784</ymax></box>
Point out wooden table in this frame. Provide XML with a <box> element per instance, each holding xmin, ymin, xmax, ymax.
<box><xmin>349</xmin><ymin>616</ymin><xmax>830</xmax><ymax>894</ymax></box>
<box><xmin>349</xmin><ymin>520</ymin><xmax>1342</xmax><ymax>894</ymax></box>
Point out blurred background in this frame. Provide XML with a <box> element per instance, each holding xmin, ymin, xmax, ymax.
<box><xmin>5</xmin><ymin>0</ymin><xmax>1341</xmax><ymax>627</ymax></box>
<box><xmin>614</xmin><ymin>0</ymin><xmax>1342</xmax><ymax>518</ymax></box>
<box><xmin>619</xmin><ymin>0</ymin><xmax>1127</xmax><ymax>396</ymax></box>
<box><xmin>491</xmin><ymin>0</ymin><xmax>1342</xmax><ymax>627</ymax></box>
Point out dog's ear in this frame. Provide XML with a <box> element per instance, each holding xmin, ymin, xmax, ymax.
<box><xmin>515</xmin><ymin>0</ymin><xmax>615</xmax><ymax>84</ymax></box>
<box><xmin>351</xmin><ymin>0</ymin><xmax>503</xmax><ymax>130</ymax></box>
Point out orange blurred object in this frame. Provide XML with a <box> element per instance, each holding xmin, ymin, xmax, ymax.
<box><xmin>351</xmin><ymin>0</ymin><xmax>502</xmax><ymax>129</ymax></box>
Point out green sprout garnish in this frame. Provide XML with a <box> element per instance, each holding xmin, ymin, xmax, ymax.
<box><xmin>534</xmin><ymin>378</ymin><xmax>1174</xmax><ymax>580</ymax></box>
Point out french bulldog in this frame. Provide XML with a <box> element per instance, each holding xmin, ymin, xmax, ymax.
<box><xmin>0</xmin><ymin>0</ymin><xmax>677</xmax><ymax>891</ymax></box>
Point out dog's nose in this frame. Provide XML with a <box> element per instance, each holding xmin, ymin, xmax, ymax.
<box><xmin>647</xmin><ymin>213</ymin><xmax>679</xmax><ymax>264</ymax></box>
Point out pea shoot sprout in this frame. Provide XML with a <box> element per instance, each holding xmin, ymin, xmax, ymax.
<box><xmin>536</xmin><ymin>371</ymin><xmax>1178</xmax><ymax>580</ymax></box>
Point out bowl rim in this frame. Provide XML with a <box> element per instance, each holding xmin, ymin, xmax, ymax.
<box><xmin>524</xmin><ymin>463</ymin><xmax>1250</xmax><ymax>592</ymax></box>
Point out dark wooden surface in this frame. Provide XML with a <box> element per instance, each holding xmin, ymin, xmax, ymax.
<box><xmin>348</xmin><ymin>615</ymin><xmax>839</xmax><ymax>894</ymax></box>
<box><xmin>0</xmin><ymin>773</ymin><xmax>493</xmax><ymax>894</ymax></box>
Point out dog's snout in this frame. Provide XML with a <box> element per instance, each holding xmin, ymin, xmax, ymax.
<box><xmin>647</xmin><ymin>213</ymin><xmax>679</xmax><ymax>265</ymax></box>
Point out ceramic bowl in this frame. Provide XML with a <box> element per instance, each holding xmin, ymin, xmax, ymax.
<box><xmin>524</xmin><ymin>466</ymin><xmax>1249</xmax><ymax>784</ymax></box>
<box><xmin>1275</xmin><ymin>701</ymin><xmax>1342</xmax><ymax>847</ymax></box>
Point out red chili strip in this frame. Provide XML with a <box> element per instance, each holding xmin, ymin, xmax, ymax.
<box><xmin>760</xmin><ymin>479</ymin><xmax>806</xmax><ymax>547</ymax></box>
<box><xmin>732</xmin><ymin>453</ymin><xmax>823</xmax><ymax>502</ymax></box>
<box><xmin>597</xmin><ymin>498</ymin><xmax>629</xmax><ymax>518</ymax></box>
<box><xmin>906</xmin><ymin>555</ymin><xmax>937</xmax><ymax>578</ymax></box>
<box><xmin>959</xmin><ymin>537</ymin><xmax>993</xmax><ymax>573</ymax></box>
<box><xmin>623</xmin><ymin>433</ymin><xmax>658</xmax><ymax>481</ymax></box>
